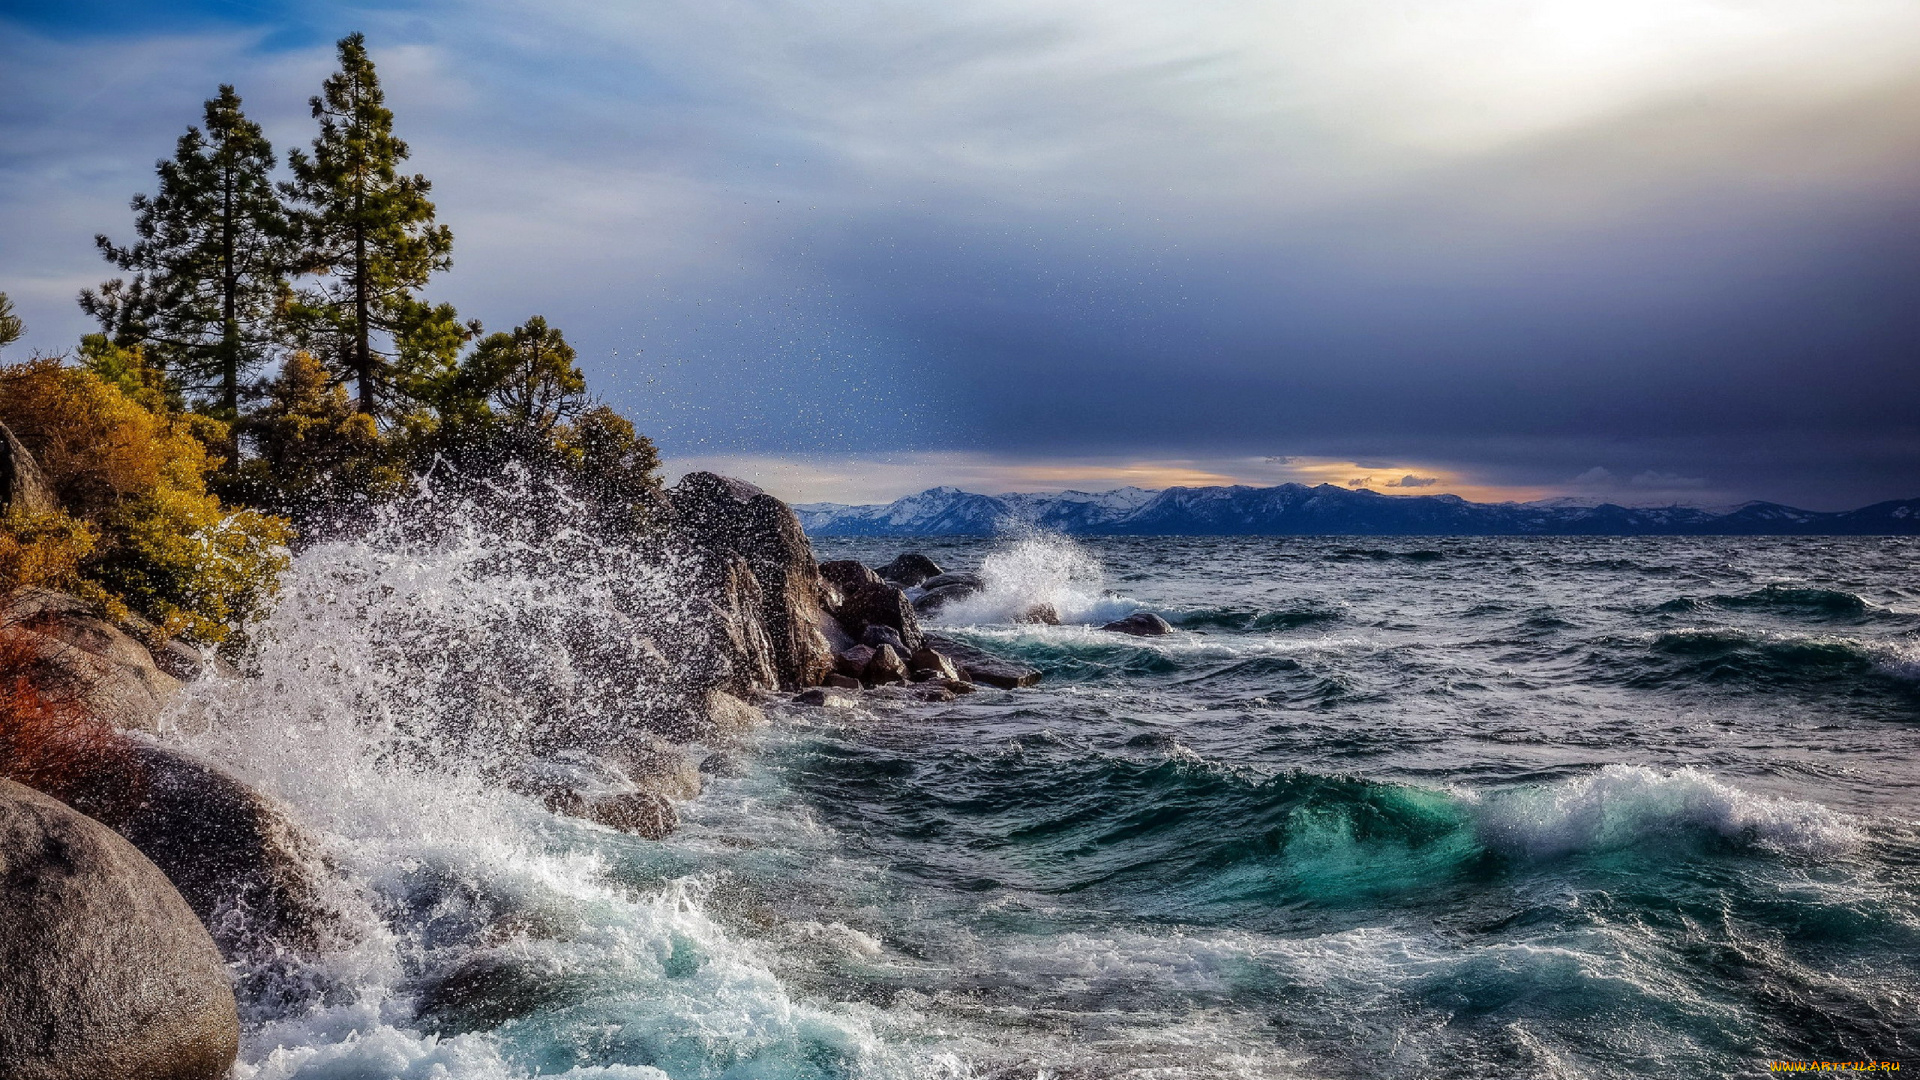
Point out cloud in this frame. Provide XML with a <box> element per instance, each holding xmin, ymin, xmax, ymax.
<box><xmin>1629</xmin><ymin>470</ymin><xmax>1707</xmax><ymax>489</ymax></box>
<box><xmin>5</xmin><ymin>1</ymin><xmax>1920</xmax><ymax>508</ymax></box>
<box><xmin>1385</xmin><ymin>474</ymin><xmax>1439</xmax><ymax>488</ymax></box>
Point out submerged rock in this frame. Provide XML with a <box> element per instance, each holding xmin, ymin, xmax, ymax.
<box><xmin>922</xmin><ymin>634</ymin><xmax>1042</xmax><ymax>689</ymax></box>
<box><xmin>1101</xmin><ymin>612</ymin><xmax>1175</xmax><ymax>636</ymax></box>
<box><xmin>671</xmin><ymin>472</ymin><xmax>835</xmax><ymax>690</ymax></box>
<box><xmin>794</xmin><ymin>687</ymin><xmax>858</xmax><ymax>708</ymax></box>
<box><xmin>0</xmin><ymin>778</ymin><xmax>238</xmax><ymax>1080</ymax></box>
<box><xmin>876</xmin><ymin>552</ymin><xmax>943</xmax><ymax>587</ymax></box>
<box><xmin>1015</xmin><ymin>602</ymin><xmax>1061</xmax><ymax>626</ymax></box>
<box><xmin>823</xmin><ymin>673</ymin><xmax>861</xmax><ymax>690</ymax></box>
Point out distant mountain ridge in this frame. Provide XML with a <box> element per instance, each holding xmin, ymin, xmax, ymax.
<box><xmin>793</xmin><ymin>484</ymin><xmax>1920</xmax><ymax>536</ymax></box>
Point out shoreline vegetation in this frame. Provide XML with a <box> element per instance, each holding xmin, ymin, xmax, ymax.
<box><xmin>0</xmin><ymin>32</ymin><xmax>1037</xmax><ymax>1079</ymax></box>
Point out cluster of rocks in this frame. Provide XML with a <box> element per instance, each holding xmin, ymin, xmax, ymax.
<box><xmin>0</xmin><ymin>593</ymin><xmax>347</xmax><ymax>1079</ymax></box>
<box><xmin>0</xmin><ymin>446</ymin><xmax>1070</xmax><ymax>1077</ymax></box>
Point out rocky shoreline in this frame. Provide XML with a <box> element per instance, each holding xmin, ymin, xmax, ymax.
<box><xmin>0</xmin><ymin>445</ymin><xmax>1067</xmax><ymax>1077</ymax></box>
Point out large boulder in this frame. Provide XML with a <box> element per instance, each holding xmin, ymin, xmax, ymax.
<box><xmin>912</xmin><ymin>579</ymin><xmax>982</xmax><ymax>618</ymax></box>
<box><xmin>670</xmin><ymin>473</ymin><xmax>836</xmax><ymax>690</ymax></box>
<box><xmin>682</xmin><ymin>554</ymin><xmax>779</xmax><ymax>700</ymax></box>
<box><xmin>922</xmin><ymin>634</ymin><xmax>1042</xmax><ymax>689</ymax></box>
<box><xmin>54</xmin><ymin>743</ymin><xmax>352</xmax><ymax>961</ymax></box>
<box><xmin>876</xmin><ymin>553</ymin><xmax>943</xmax><ymax>588</ymax></box>
<box><xmin>0</xmin><ymin>420</ymin><xmax>54</xmax><ymax>515</ymax></box>
<box><xmin>0</xmin><ymin>778</ymin><xmax>238</xmax><ymax>1080</ymax></box>
<box><xmin>5</xmin><ymin>589</ymin><xmax>182</xmax><ymax>732</ymax></box>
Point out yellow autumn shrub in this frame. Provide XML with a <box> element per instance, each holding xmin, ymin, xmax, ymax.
<box><xmin>0</xmin><ymin>356</ymin><xmax>290</xmax><ymax>643</ymax></box>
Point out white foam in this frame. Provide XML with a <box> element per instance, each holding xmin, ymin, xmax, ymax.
<box><xmin>160</xmin><ymin>479</ymin><xmax>921</xmax><ymax>1078</ymax></box>
<box><xmin>1462</xmin><ymin>765</ymin><xmax>1861</xmax><ymax>860</ymax></box>
<box><xmin>931</xmin><ymin>535</ymin><xmax>1138</xmax><ymax>626</ymax></box>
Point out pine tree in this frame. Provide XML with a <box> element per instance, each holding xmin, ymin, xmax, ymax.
<box><xmin>465</xmin><ymin>316</ymin><xmax>587</xmax><ymax>438</ymax></box>
<box><xmin>284</xmin><ymin>32</ymin><xmax>454</xmax><ymax>420</ymax></box>
<box><xmin>0</xmin><ymin>293</ymin><xmax>22</xmax><ymax>355</ymax></box>
<box><xmin>80</xmin><ymin>86</ymin><xmax>288</xmax><ymax>418</ymax></box>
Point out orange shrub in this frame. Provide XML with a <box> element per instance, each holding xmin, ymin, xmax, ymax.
<box><xmin>0</xmin><ymin>628</ymin><xmax>136</xmax><ymax>813</ymax></box>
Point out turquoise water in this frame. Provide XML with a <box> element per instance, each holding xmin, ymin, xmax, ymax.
<box><xmin>183</xmin><ymin>528</ymin><xmax>1920</xmax><ymax>1078</ymax></box>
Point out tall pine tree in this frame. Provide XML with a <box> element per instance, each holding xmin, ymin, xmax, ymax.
<box><xmin>80</xmin><ymin>85</ymin><xmax>288</xmax><ymax>418</ymax></box>
<box><xmin>284</xmin><ymin>32</ymin><xmax>455</xmax><ymax>420</ymax></box>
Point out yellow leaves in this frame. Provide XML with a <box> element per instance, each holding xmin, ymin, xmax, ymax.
<box><xmin>0</xmin><ymin>357</ymin><xmax>291</xmax><ymax>645</ymax></box>
<box><xmin>0</xmin><ymin>509</ymin><xmax>97</xmax><ymax>596</ymax></box>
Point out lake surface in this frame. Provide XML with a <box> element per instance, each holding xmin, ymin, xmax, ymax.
<box><xmin>186</xmin><ymin>528</ymin><xmax>1920</xmax><ymax>1078</ymax></box>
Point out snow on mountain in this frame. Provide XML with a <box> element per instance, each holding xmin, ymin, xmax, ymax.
<box><xmin>794</xmin><ymin>485</ymin><xmax>1920</xmax><ymax>536</ymax></box>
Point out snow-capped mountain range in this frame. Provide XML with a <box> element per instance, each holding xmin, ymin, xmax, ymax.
<box><xmin>792</xmin><ymin>483</ymin><xmax>1920</xmax><ymax>536</ymax></box>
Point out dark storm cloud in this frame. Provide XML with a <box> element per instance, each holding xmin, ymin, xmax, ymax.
<box><xmin>3</xmin><ymin>0</ymin><xmax>1918</xmax><ymax>506</ymax></box>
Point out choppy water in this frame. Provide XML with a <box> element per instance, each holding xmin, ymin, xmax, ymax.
<box><xmin>170</xmin><ymin>524</ymin><xmax>1920</xmax><ymax>1078</ymax></box>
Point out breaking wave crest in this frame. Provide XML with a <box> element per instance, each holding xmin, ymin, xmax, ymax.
<box><xmin>930</xmin><ymin>535</ymin><xmax>1137</xmax><ymax>626</ymax></box>
<box><xmin>166</xmin><ymin>477</ymin><xmax>920</xmax><ymax>1079</ymax></box>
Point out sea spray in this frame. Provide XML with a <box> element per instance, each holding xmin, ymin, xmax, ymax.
<box><xmin>933</xmin><ymin>534</ymin><xmax>1134</xmax><ymax>626</ymax></box>
<box><xmin>166</xmin><ymin>476</ymin><xmax>916</xmax><ymax>1078</ymax></box>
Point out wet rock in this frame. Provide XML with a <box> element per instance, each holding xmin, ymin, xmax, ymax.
<box><xmin>876</xmin><ymin>553</ymin><xmax>943</xmax><ymax>587</ymax></box>
<box><xmin>823</xmin><ymin>673</ymin><xmax>862</xmax><ymax>691</ymax></box>
<box><xmin>860</xmin><ymin>624</ymin><xmax>908</xmax><ymax>654</ymax></box>
<box><xmin>0</xmin><ymin>420</ymin><xmax>54</xmax><ymax>515</ymax></box>
<box><xmin>920</xmin><ymin>572</ymin><xmax>982</xmax><ymax>592</ymax></box>
<box><xmin>866</xmin><ymin>644</ymin><xmax>909</xmax><ymax>685</ymax></box>
<box><xmin>1015</xmin><ymin>602</ymin><xmax>1061</xmax><ymax>626</ymax></box>
<box><xmin>582</xmin><ymin>791</ymin><xmax>677</xmax><ymax>839</ymax></box>
<box><xmin>922</xmin><ymin>634</ymin><xmax>1042</xmax><ymax>689</ymax></box>
<box><xmin>0</xmin><ymin>778</ymin><xmax>238</xmax><ymax>1080</ymax></box>
<box><xmin>58</xmin><ymin>743</ymin><xmax>353</xmax><ymax>959</ymax></box>
<box><xmin>5</xmin><ymin>588</ymin><xmax>182</xmax><ymax>732</ymax></box>
<box><xmin>686</xmin><ymin>554</ymin><xmax>779</xmax><ymax>699</ymax></box>
<box><xmin>616</xmin><ymin>738</ymin><xmax>703</xmax><ymax>802</ymax></box>
<box><xmin>940</xmin><ymin>679</ymin><xmax>978</xmax><ymax>696</ymax></box>
<box><xmin>794</xmin><ymin>688</ymin><xmax>858</xmax><ymax>708</ymax></box>
<box><xmin>688</xmin><ymin>689</ymin><xmax>763</xmax><ymax>740</ymax></box>
<box><xmin>909</xmin><ymin>647</ymin><xmax>961</xmax><ymax>682</ymax></box>
<box><xmin>914</xmin><ymin>685</ymin><xmax>957</xmax><ymax>703</ymax></box>
<box><xmin>835</xmin><ymin>644</ymin><xmax>876</xmax><ymax>681</ymax></box>
<box><xmin>671</xmin><ymin>472</ymin><xmax>836</xmax><ymax>690</ymax></box>
<box><xmin>698</xmin><ymin>752</ymin><xmax>746</xmax><ymax>778</ymax></box>
<box><xmin>912</xmin><ymin>582</ymin><xmax>979</xmax><ymax>616</ymax></box>
<box><xmin>1101</xmin><ymin>612</ymin><xmax>1175</xmax><ymax>637</ymax></box>
<box><xmin>818</xmin><ymin>560</ymin><xmax>882</xmax><ymax>593</ymax></box>
<box><xmin>832</xmin><ymin>578</ymin><xmax>924</xmax><ymax>652</ymax></box>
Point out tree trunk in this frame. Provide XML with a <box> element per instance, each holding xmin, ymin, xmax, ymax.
<box><xmin>221</xmin><ymin>157</ymin><xmax>239</xmax><ymax>418</ymax></box>
<box><xmin>353</xmin><ymin>221</ymin><xmax>371</xmax><ymax>417</ymax></box>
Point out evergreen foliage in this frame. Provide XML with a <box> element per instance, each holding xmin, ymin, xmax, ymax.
<box><xmin>0</xmin><ymin>294</ymin><xmax>21</xmax><ymax>355</ymax></box>
<box><xmin>283</xmin><ymin>32</ymin><xmax>455</xmax><ymax>421</ymax></box>
<box><xmin>11</xmin><ymin>30</ymin><xmax>670</xmax><ymax>647</ymax></box>
<box><xmin>80</xmin><ymin>86</ymin><xmax>289</xmax><ymax>418</ymax></box>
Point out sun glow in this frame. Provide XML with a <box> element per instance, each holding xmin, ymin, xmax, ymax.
<box><xmin>664</xmin><ymin>452</ymin><xmax>1553</xmax><ymax>506</ymax></box>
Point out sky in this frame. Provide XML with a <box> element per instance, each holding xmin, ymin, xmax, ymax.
<box><xmin>2</xmin><ymin>0</ymin><xmax>1917</xmax><ymax>508</ymax></box>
